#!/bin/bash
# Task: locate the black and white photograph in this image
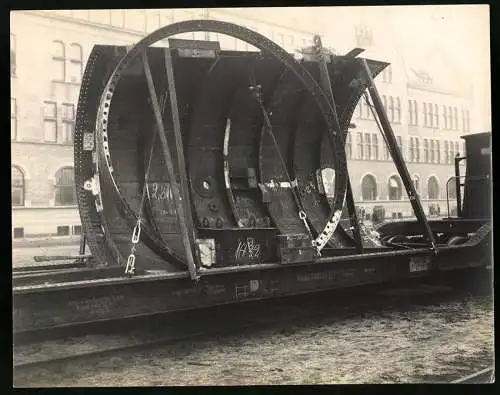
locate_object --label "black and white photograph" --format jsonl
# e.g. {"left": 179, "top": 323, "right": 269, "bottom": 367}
{"left": 11, "top": 5, "right": 493, "bottom": 386}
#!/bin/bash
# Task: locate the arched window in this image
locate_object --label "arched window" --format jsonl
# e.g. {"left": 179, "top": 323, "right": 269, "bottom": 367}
{"left": 388, "top": 175, "right": 402, "bottom": 200}
{"left": 68, "top": 43, "right": 83, "bottom": 83}
{"left": 361, "top": 174, "right": 377, "bottom": 201}
{"left": 52, "top": 40, "right": 66, "bottom": 82}
{"left": 12, "top": 166, "right": 25, "bottom": 206}
{"left": 55, "top": 167, "right": 76, "bottom": 206}
{"left": 427, "top": 176, "right": 439, "bottom": 200}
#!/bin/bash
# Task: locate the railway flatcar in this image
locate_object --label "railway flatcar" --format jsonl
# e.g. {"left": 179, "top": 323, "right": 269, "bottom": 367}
{"left": 13, "top": 20, "right": 492, "bottom": 334}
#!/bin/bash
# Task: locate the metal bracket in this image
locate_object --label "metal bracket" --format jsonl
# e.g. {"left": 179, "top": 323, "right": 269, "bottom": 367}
{"left": 168, "top": 38, "right": 220, "bottom": 59}
{"left": 84, "top": 175, "right": 100, "bottom": 196}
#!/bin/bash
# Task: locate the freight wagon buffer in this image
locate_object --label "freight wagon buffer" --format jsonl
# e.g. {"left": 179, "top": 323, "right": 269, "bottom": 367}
{"left": 13, "top": 21, "right": 492, "bottom": 334}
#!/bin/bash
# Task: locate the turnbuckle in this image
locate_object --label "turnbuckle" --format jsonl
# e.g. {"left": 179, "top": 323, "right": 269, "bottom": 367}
{"left": 132, "top": 221, "right": 142, "bottom": 243}
{"left": 125, "top": 250, "right": 136, "bottom": 276}
{"left": 125, "top": 221, "right": 142, "bottom": 276}
{"left": 298, "top": 210, "right": 313, "bottom": 239}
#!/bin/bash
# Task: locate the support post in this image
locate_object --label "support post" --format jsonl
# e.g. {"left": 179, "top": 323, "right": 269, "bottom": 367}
{"left": 360, "top": 58, "right": 437, "bottom": 254}
{"left": 454, "top": 154, "right": 465, "bottom": 217}
{"left": 314, "top": 36, "right": 363, "bottom": 253}
{"left": 79, "top": 233, "right": 86, "bottom": 256}
{"left": 164, "top": 48, "right": 199, "bottom": 260}
{"left": 142, "top": 50, "right": 199, "bottom": 281}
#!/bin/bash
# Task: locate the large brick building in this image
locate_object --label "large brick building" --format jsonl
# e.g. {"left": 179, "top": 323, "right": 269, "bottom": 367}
{"left": 10, "top": 8, "right": 481, "bottom": 237}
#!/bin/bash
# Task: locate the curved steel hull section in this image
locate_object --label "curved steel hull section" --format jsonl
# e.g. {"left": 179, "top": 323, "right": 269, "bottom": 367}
{"left": 225, "top": 57, "right": 284, "bottom": 228}
{"left": 75, "top": 21, "right": 391, "bottom": 272}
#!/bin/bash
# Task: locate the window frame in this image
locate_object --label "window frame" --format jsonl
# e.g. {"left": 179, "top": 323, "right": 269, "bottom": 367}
{"left": 10, "top": 33, "right": 16, "bottom": 77}
{"left": 388, "top": 96, "right": 395, "bottom": 122}
{"left": 361, "top": 174, "right": 377, "bottom": 201}
{"left": 109, "top": 10, "right": 125, "bottom": 27}
{"left": 11, "top": 98, "right": 17, "bottom": 141}
{"left": 427, "top": 176, "right": 440, "bottom": 200}
{"left": 423, "top": 138, "right": 429, "bottom": 163}
{"left": 54, "top": 166, "right": 77, "bottom": 206}
{"left": 43, "top": 100, "right": 58, "bottom": 143}
{"left": 61, "top": 102, "right": 75, "bottom": 144}
{"left": 408, "top": 99, "right": 413, "bottom": 125}
{"left": 52, "top": 40, "right": 66, "bottom": 83}
{"left": 423, "top": 102, "right": 428, "bottom": 127}
{"left": 68, "top": 43, "right": 83, "bottom": 83}
{"left": 357, "top": 132, "right": 364, "bottom": 159}
{"left": 12, "top": 165, "right": 25, "bottom": 207}
{"left": 364, "top": 132, "right": 371, "bottom": 160}
{"left": 388, "top": 175, "right": 402, "bottom": 201}
{"left": 395, "top": 97, "right": 401, "bottom": 123}
{"left": 345, "top": 131, "right": 352, "bottom": 159}
{"left": 371, "top": 133, "right": 378, "bottom": 160}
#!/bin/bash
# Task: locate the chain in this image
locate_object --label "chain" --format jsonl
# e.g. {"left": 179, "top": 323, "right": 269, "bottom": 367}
{"left": 125, "top": 72, "right": 168, "bottom": 276}
{"left": 251, "top": 83, "right": 314, "bottom": 240}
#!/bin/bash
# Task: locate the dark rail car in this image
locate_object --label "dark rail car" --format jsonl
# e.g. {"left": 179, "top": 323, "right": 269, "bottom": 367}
{"left": 13, "top": 21, "right": 492, "bottom": 334}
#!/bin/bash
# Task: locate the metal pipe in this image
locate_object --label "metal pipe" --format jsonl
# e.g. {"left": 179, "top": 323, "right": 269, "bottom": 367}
{"left": 360, "top": 58, "right": 437, "bottom": 254}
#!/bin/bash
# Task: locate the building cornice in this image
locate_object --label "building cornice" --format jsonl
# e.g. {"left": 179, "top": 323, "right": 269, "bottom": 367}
{"left": 17, "top": 10, "right": 149, "bottom": 38}
{"left": 18, "top": 9, "right": 317, "bottom": 40}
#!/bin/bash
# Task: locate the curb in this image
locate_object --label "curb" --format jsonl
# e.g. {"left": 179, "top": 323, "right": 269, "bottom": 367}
{"left": 12, "top": 237, "right": 82, "bottom": 249}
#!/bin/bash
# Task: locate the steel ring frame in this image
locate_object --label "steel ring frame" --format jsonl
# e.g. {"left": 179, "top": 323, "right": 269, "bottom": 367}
{"left": 95, "top": 19, "right": 349, "bottom": 260}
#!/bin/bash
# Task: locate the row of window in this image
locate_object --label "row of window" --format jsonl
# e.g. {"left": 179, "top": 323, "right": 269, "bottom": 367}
{"left": 408, "top": 138, "right": 461, "bottom": 165}
{"left": 12, "top": 166, "right": 76, "bottom": 207}
{"left": 50, "top": 10, "right": 311, "bottom": 53}
{"left": 11, "top": 99, "right": 75, "bottom": 143}
{"left": 51, "top": 41, "right": 84, "bottom": 84}
{"left": 360, "top": 174, "right": 454, "bottom": 202}
{"left": 345, "top": 132, "right": 463, "bottom": 164}
{"left": 357, "top": 95, "right": 402, "bottom": 123}
{"left": 355, "top": 25, "right": 374, "bottom": 47}
{"left": 408, "top": 100, "right": 470, "bottom": 131}
{"left": 12, "top": 164, "right": 450, "bottom": 208}
{"left": 10, "top": 35, "right": 84, "bottom": 84}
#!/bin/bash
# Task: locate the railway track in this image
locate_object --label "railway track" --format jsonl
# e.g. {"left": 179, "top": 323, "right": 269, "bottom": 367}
{"left": 14, "top": 271, "right": 491, "bottom": 373}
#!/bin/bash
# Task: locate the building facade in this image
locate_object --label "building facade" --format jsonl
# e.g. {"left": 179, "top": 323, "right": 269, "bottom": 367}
{"left": 11, "top": 9, "right": 475, "bottom": 237}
